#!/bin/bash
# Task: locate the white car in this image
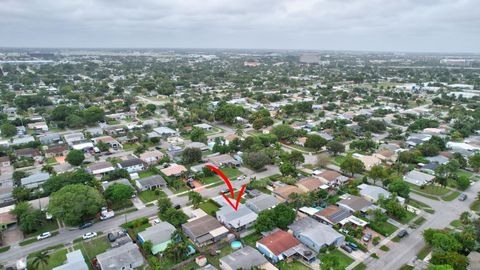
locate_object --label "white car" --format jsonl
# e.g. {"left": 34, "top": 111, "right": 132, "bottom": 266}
{"left": 82, "top": 232, "right": 97, "bottom": 240}
{"left": 37, "top": 232, "right": 52, "bottom": 240}
{"left": 153, "top": 218, "right": 161, "bottom": 225}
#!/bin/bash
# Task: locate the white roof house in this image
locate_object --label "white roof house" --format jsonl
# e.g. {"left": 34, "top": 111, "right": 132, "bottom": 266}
{"left": 404, "top": 170, "right": 435, "bottom": 186}
{"left": 357, "top": 184, "right": 391, "bottom": 202}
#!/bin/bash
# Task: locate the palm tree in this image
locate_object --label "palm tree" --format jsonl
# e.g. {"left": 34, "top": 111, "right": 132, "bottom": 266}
{"left": 31, "top": 251, "right": 49, "bottom": 270}
{"left": 188, "top": 191, "right": 203, "bottom": 208}
{"left": 235, "top": 124, "right": 244, "bottom": 137}
{"left": 41, "top": 164, "right": 55, "bottom": 175}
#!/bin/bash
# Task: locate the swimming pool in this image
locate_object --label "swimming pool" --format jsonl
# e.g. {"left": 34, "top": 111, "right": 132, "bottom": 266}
{"left": 231, "top": 241, "right": 242, "bottom": 250}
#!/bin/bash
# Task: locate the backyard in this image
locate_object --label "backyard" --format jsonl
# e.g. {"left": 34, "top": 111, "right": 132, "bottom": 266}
{"left": 276, "top": 260, "right": 311, "bottom": 270}
{"left": 74, "top": 236, "right": 111, "bottom": 268}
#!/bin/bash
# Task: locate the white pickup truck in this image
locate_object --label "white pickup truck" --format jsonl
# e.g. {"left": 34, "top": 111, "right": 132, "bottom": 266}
{"left": 100, "top": 207, "right": 115, "bottom": 220}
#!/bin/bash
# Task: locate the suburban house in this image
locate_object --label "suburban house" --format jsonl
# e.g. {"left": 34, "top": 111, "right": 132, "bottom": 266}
{"left": 404, "top": 170, "right": 435, "bottom": 186}
{"left": 373, "top": 148, "right": 397, "bottom": 164}
{"left": 153, "top": 126, "right": 178, "bottom": 137}
{"left": 64, "top": 132, "right": 85, "bottom": 146}
{"left": 45, "top": 145, "right": 69, "bottom": 158}
{"left": 314, "top": 205, "right": 352, "bottom": 226}
{"left": 357, "top": 184, "right": 391, "bottom": 203}
{"left": 38, "top": 133, "right": 62, "bottom": 145}
{"left": 336, "top": 195, "right": 375, "bottom": 213}
{"left": 15, "top": 148, "right": 42, "bottom": 161}
{"left": 315, "top": 170, "right": 349, "bottom": 186}
{"left": 353, "top": 154, "right": 382, "bottom": 171}
{"left": 137, "top": 221, "right": 175, "bottom": 255}
{"left": 117, "top": 158, "right": 146, "bottom": 173}
{"left": 256, "top": 230, "right": 314, "bottom": 263}
{"left": 95, "top": 242, "right": 144, "bottom": 270}
{"left": 160, "top": 164, "right": 188, "bottom": 177}
{"left": 102, "top": 178, "right": 134, "bottom": 192}
{"left": 296, "top": 177, "right": 326, "bottom": 193}
{"left": 92, "top": 136, "right": 122, "bottom": 149}
{"left": 193, "top": 123, "right": 213, "bottom": 131}
{"left": 87, "top": 161, "right": 116, "bottom": 176}
{"left": 139, "top": 150, "right": 165, "bottom": 165}
{"left": 216, "top": 204, "right": 258, "bottom": 232}
{"left": 208, "top": 154, "right": 240, "bottom": 167}
{"left": 52, "top": 250, "right": 88, "bottom": 270}
{"left": 182, "top": 215, "right": 229, "bottom": 246}
{"left": 273, "top": 185, "right": 305, "bottom": 202}
{"left": 21, "top": 172, "right": 50, "bottom": 189}
{"left": 186, "top": 142, "right": 209, "bottom": 151}
{"left": 288, "top": 216, "right": 344, "bottom": 252}
{"left": 27, "top": 121, "right": 49, "bottom": 132}
{"left": 135, "top": 175, "right": 167, "bottom": 191}
{"left": 219, "top": 246, "right": 270, "bottom": 270}
{"left": 245, "top": 194, "right": 279, "bottom": 213}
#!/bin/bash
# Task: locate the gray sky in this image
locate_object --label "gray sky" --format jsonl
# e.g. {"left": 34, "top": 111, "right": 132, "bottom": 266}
{"left": 1, "top": 0, "right": 479, "bottom": 52}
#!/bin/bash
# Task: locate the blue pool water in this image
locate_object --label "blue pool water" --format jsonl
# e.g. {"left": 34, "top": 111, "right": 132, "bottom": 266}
{"left": 231, "top": 241, "right": 242, "bottom": 250}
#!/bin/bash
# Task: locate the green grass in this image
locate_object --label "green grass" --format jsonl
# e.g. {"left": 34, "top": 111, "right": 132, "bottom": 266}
{"left": 74, "top": 236, "right": 111, "bottom": 268}
{"left": 26, "top": 220, "right": 60, "bottom": 238}
{"left": 138, "top": 189, "right": 167, "bottom": 203}
{"left": 46, "top": 157, "right": 58, "bottom": 164}
{"left": 206, "top": 244, "right": 233, "bottom": 268}
{"left": 370, "top": 253, "right": 379, "bottom": 259}
{"left": 200, "top": 167, "right": 242, "bottom": 185}
{"left": 409, "top": 184, "right": 450, "bottom": 196}
{"left": 138, "top": 170, "right": 156, "bottom": 178}
{"left": 28, "top": 248, "right": 68, "bottom": 270}
{"left": 0, "top": 246, "right": 10, "bottom": 253}
{"left": 369, "top": 221, "right": 398, "bottom": 236}
{"left": 333, "top": 155, "right": 346, "bottom": 166}
{"left": 450, "top": 219, "right": 463, "bottom": 228}
{"left": 392, "top": 236, "right": 401, "bottom": 242}
{"left": 470, "top": 200, "right": 480, "bottom": 212}
{"left": 410, "top": 190, "right": 440, "bottom": 200}
{"left": 399, "top": 265, "right": 414, "bottom": 270}
{"left": 198, "top": 200, "right": 220, "bottom": 216}
{"left": 352, "top": 263, "right": 367, "bottom": 270}
{"left": 442, "top": 191, "right": 461, "bottom": 201}
{"left": 242, "top": 232, "right": 262, "bottom": 247}
{"left": 394, "top": 211, "right": 417, "bottom": 225}
{"left": 276, "top": 260, "right": 311, "bottom": 270}
{"left": 122, "top": 143, "right": 138, "bottom": 151}
{"left": 417, "top": 245, "right": 432, "bottom": 260}
{"left": 413, "top": 217, "right": 427, "bottom": 227}
{"left": 380, "top": 245, "right": 390, "bottom": 252}
{"left": 318, "top": 249, "right": 354, "bottom": 269}
{"left": 408, "top": 199, "right": 434, "bottom": 213}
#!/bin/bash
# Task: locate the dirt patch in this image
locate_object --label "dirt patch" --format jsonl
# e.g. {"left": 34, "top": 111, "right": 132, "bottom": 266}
{"left": 2, "top": 226, "right": 24, "bottom": 245}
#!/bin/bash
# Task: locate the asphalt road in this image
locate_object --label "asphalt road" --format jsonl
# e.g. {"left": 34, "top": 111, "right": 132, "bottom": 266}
{"left": 0, "top": 164, "right": 276, "bottom": 266}
{"left": 365, "top": 179, "right": 480, "bottom": 270}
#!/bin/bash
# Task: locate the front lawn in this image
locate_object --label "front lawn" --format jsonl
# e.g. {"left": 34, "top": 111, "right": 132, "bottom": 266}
{"left": 318, "top": 249, "right": 354, "bottom": 269}
{"left": 470, "top": 199, "right": 480, "bottom": 212}
{"left": 417, "top": 245, "right": 432, "bottom": 260}
{"left": 412, "top": 217, "right": 426, "bottom": 227}
{"left": 198, "top": 200, "right": 220, "bottom": 216}
{"left": 200, "top": 167, "right": 242, "bottom": 185}
{"left": 138, "top": 189, "right": 167, "bottom": 203}
{"left": 442, "top": 191, "right": 460, "bottom": 201}
{"left": 333, "top": 155, "right": 346, "bottom": 166}
{"left": 395, "top": 211, "right": 417, "bottom": 224}
{"left": 369, "top": 221, "right": 398, "bottom": 236}
{"left": 28, "top": 248, "right": 67, "bottom": 270}
{"left": 352, "top": 263, "right": 367, "bottom": 270}
{"left": 138, "top": 170, "right": 156, "bottom": 178}
{"left": 410, "top": 184, "right": 450, "bottom": 196}
{"left": 26, "top": 219, "right": 59, "bottom": 238}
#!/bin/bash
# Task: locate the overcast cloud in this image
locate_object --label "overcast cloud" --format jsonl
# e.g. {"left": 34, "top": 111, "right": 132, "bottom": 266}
{"left": 1, "top": 0, "right": 479, "bottom": 52}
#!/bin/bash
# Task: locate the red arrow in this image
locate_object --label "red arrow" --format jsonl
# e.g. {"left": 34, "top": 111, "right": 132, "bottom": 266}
{"left": 205, "top": 165, "right": 246, "bottom": 211}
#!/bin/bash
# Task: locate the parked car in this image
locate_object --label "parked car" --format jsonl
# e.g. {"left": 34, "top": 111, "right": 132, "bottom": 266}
{"left": 153, "top": 218, "right": 161, "bottom": 225}
{"left": 187, "top": 181, "right": 195, "bottom": 189}
{"left": 362, "top": 233, "right": 372, "bottom": 242}
{"left": 79, "top": 222, "right": 93, "bottom": 229}
{"left": 346, "top": 242, "right": 358, "bottom": 251}
{"left": 82, "top": 232, "right": 97, "bottom": 240}
{"left": 459, "top": 194, "right": 467, "bottom": 201}
{"left": 341, "top": 245, "right": 353, "bottom": 253}
{"left": 37, "top": 232, "right": 52, "bottom": 240}
{"left": 397, "top": 229, "right": 409, "bottom": 238}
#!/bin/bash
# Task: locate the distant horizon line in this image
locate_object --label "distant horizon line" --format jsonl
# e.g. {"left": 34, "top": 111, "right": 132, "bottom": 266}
{"left": 0, "top": 46, "right": 478, "bottom": 55}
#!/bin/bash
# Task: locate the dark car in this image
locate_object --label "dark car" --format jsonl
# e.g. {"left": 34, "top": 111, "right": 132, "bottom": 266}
{"left": 186, "top": 181, "right": 195, "bottom": 189}
{"left": 174, "top": 204, "right": 181, "bottom": 209}
{"left": 458, "top": 194, "right": 467, "bottom": 201}
{"left": 79, "top": 222, "right": 93, "bottom": 229}
{"left": 341, "top": 245, "right": 353, "bottom": 253}
{"left": 346, "top": 242, "right": 358, "bottom": 251}
{"left": 397, "top": 229, "right": 408, "bottom": 238}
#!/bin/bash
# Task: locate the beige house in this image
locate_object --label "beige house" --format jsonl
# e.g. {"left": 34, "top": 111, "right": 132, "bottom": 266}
{"left": 139, "top": 150, "right": 164, "bottom": 165}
